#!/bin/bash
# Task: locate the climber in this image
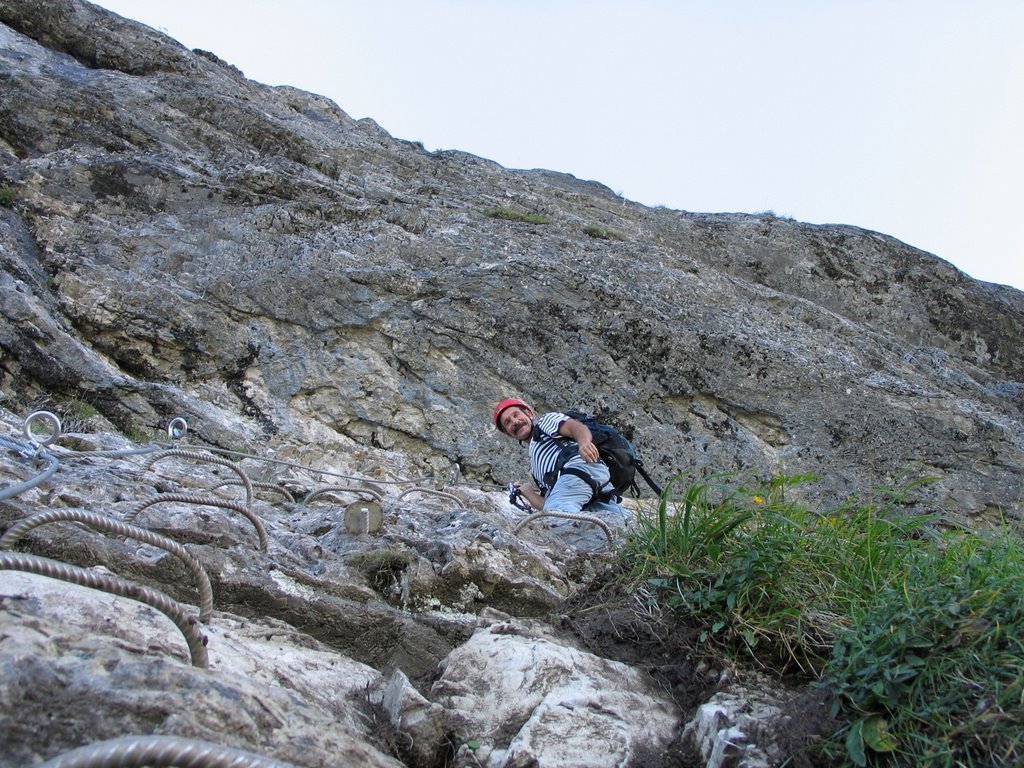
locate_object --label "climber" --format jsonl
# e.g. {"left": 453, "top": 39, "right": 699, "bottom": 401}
{"left": 492, "top": 398, "right": 629, "bottom": 522}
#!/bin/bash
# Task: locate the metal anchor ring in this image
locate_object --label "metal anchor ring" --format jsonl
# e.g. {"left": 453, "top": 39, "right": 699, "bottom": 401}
{"left": 23, "top": 411, "right": 61, "bottom": 448}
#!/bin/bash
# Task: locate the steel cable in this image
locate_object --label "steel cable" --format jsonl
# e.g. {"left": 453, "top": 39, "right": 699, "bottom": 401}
{"left": 124, "top": 493, "right": 269, "bottom": 553}
{"left": 0, "top": 552, "right": 209, "bottom": 667}
{"left": 397, "top": 487, "right": 465, "bottom": 506}
{"left": 0, "top": 447, "right": 59, "bottom": 500}
{"left": 38, "top": 734, "right": 298, "bottom": 768}
{"left": 182, "top": 443, "right": 435, "bottom": 486}
{"left": 0, "top": 434, "right": 33, "bottom": 452}
{"left": 145, "top": 450, "right": 254, "bottom": 507}
{"left": 0, "top": 509, "right": 214, "bottom": 623}
{"left": 211, "top": 480, "right": 296, "bottom": 503}
{"left": 511, "top": 509, "right": 613, "bottom": 546}
{"left": 53, "top": 443, "right": 162, "bottom": 459}
{"left": 302, "top": 485, "right": 384, "bottom": 504}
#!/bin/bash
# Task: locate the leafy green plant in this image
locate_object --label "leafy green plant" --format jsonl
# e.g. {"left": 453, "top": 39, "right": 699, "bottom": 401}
{"left": 619, "top": 472, "right": 1024, "bottom": 766}
{"left": 583, "top": 223, "right": 626, "bottom": 240}
{"left": 624, "top": 473, "right": 832, "bottom": 673}
{"left": 482, "top": 207, "right": 548, "bottom": 224}
{"left": 822, "top": 527, "right": 1024, "bottom": 767}
{"left": 0, "top": 186, "right": 16, "bottom": 207}
{"left": 68, "top": 399, "right": 98, "bottom": 420}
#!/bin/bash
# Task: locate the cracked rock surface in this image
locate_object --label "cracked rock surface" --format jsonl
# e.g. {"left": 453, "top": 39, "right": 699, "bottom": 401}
{"left": 1, "top": 1, "right": 1022, "bottom": 765}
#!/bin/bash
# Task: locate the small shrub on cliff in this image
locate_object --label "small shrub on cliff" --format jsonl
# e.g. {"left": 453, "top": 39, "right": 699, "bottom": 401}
{"left": 620, "top": 473, "right": 1024, "bottom": 767}
{"left": 583, "top": 223, "right": 626, "bottom": 240}
{"left": 822, "top": 527, "right": 1024, "bottom": 767}
{"left": 0, "top": 186, "right": 17, "bottom": 207}
{"left": 623, "top": 473, "right": 842, "bottom": 674}
{"left": 482, "top": 207, "right": 548, "bottom": 224}
{"left": 122, "top": 424, "right": 154, "bottom": 444}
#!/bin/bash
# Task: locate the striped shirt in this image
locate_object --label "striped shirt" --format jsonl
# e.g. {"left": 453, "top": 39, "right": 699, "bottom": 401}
{"left": 528, "top": 411, "right": 596, "bottom": 495}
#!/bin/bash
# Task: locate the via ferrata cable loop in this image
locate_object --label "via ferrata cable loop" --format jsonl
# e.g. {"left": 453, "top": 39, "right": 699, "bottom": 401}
{"left": 24, "top": 410, "right": 61, "bottom": 452}
{"left": 167, "top": 417, "right": 188, "bottom": 442}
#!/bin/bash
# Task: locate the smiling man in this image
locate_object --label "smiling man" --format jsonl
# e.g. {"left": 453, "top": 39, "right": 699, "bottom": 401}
{"left": 492, "top": 398, "right": 628, "bottom": 522}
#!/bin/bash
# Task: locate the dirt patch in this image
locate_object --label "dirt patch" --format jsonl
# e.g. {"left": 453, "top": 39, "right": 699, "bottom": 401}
{"left": 560, "top": 596, "right": 712, "bottom": 710}
{"left": 552, "top": 567, "right": 715, "bottom": 767}
{"left": 556, "top": 564, "right": 714, "bottom": 704}
{"left": 768, "top": 686, "right": 841, "bottom": 768}
{"left": 556, "top": 564, "right": 842, "bottom": 767}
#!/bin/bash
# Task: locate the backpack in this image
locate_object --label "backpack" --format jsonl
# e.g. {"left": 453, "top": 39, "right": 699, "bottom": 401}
{"left": 534, "top": 409, "right": 663, "bottom": 503}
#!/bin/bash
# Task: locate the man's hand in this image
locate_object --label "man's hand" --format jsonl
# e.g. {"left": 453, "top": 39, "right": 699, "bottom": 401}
{"left": 576, "top": 439, "right": 599, "bottom": 463}
{"left": 560, "top": 418, "right": 599, "bottom": 462}
{"left": 514, "top": 482, "right": 545, "bottom": 510}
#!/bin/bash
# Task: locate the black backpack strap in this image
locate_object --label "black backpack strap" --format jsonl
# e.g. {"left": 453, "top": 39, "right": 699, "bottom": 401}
{"left": 634, "top": 460, "right": 663, "bottom": 497}
{"left": 558, "top": 466, "right": 613, "bottom": 504}
{"left": 534, "top": 420, "right": 619, "bottom": 504}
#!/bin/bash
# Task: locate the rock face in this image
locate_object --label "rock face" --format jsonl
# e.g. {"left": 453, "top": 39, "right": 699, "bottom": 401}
{"left": 1, "top": 0, "right": 1021, "bottom": 522}
{"left": 0, "top": 1, "right": 1023, "bottom": 765}
{"left": 0, "top": 408, "right": 698, "bottom": 767}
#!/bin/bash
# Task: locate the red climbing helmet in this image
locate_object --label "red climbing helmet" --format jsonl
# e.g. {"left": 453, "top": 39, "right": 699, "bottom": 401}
{"left": 493, "top": 398, "right": 532, "bottom": 432}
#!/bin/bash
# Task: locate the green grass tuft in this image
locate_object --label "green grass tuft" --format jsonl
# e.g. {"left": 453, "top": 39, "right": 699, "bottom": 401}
{"left": 619, "top": 472, "right": 1024, "bottom": 766}
{"left": 122, "top": 425, "right": 153, "bottom": 444}
{"left": 482, "top": 207, "right": 548, "bottom": 224}
{"left": 583, "top": 223, "right": 626, "bottom": 240}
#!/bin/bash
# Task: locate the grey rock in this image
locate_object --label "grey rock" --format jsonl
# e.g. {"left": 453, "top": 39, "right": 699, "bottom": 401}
{"left": 431, "top": 610, "right": 683, "bottom": 767}
{"left": 376, "top": 669, "right": 449, "bottom": 768}
{"left": 0, "top": 405, "right": 654, "bottom": 766}
{"left": 0, "top": 569, "right": 406, "bottom": 767}
{"left": 1, "top": 1, "right": 1023, "bottom": 766}
{"left": 0, "top": 0, "right": 1021, "bottom": 523}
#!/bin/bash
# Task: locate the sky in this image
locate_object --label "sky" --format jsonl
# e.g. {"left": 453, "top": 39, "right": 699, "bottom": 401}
{"left": 92, "top": 1, "right": 1024, "bottom": 291}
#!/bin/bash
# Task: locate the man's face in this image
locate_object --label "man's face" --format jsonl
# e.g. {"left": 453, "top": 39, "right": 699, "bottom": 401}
{"left": 499, "top": 407, "right": 533, "bottom": 441}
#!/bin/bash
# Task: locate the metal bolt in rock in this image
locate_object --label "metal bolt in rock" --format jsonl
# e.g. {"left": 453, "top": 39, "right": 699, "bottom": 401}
{"left": 303, "top": 485, "right": 384, "bottom": 504}
{"left": 398, "top": 487, "right": 465, "bottom": 506}
{"left": 23, "top": 410, "right": 61, "bottom": 448}
{"left": 144, "top": 449, "right": 254, "bottom": 507}
{"left": 211, "top": 479, "right": 296, "bottom": 503}
{"left": 512, "top": 508, "right": 613, "bottom": 546}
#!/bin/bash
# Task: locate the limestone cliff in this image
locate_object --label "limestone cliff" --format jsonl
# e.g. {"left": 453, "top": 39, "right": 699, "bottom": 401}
{"left": 2, "top": 2, "right": 1024, "bottom": 766}
{"left": 2, "top": 1, "right": 1022, "bottom": 537}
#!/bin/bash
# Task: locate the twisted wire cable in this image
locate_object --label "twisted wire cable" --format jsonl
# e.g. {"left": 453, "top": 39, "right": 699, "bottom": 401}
{"left": 0, "top": 447, "right": 59, "bottom": 500}
{"left": 124, "top": 493, "right": 269, "bottom": 553}
{"left": 0, "top": 434, "right": 34, "bottom": 453}
{"left": 0, "top": 509, "right": 214, "bottom": 623}
{"left": 144, "top": 450, "right": 254, "bottom": 507}
{"left": 154, "top": 442, "right": 433, "bottom": 486}
{"left": 38, "top": 734, "right": 298, "bottom": 768}
{"left": 210, "top": 480, "right": 296, "bottom": 503}
{"left": 53, "top": 443, "right": 162, "bottom": 459}
{"left": 7, "top": 425, "right": 502, "bottom": 499}
{"left": 302, "top": 485, "right": 384, "bottom": 504}
{"left": 512, "top": 509, "right": 613, "bottom": 546}
{"left": 397, "top": 487, "right": 465, "bottom": 506}
{"left": 0, "top": 552, "right": 208, "bottom": 667}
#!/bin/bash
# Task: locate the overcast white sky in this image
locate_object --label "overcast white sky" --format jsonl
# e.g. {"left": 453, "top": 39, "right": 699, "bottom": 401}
{"left": 94, "top": 1, "right": 1024, "bottom": 291}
